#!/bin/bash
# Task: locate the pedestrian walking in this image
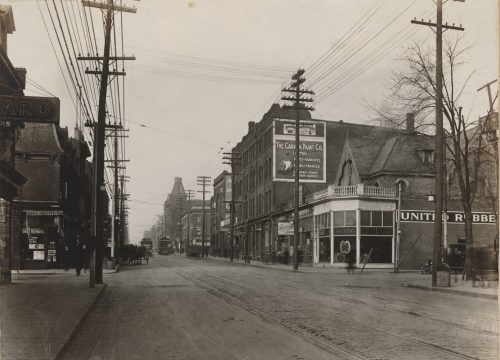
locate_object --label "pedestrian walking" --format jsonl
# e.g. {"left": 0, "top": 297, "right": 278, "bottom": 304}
{"left": 63, "top": 244, "right": 70, "bottom": 271}
{"left": 284, "top": 248, "right": 289, "bottom": 265}
{"left": 75, "top": 238, "right": 84, "bottom": 276}
{"left": 346, "top": 251, "right": 356, "bottom": 274}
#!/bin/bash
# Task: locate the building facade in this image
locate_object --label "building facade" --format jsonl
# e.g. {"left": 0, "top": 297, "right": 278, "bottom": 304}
{"left": 210, "top": 170, "right": 231, "bottom": 256}
{"left": 227, "top": 104, "right": 497, "bottom": 274}
{"left": 0, "top": 5, "right": 26, "bottom": 282}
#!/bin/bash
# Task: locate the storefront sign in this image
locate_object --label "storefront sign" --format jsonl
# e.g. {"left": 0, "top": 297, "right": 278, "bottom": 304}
{"left": 400, "top": 210, "right": 496, "bottom": 224}
{"left": 278, "top": 221, "right": 294, "bottom": 235}
{"left": 273, "top": 119, "right": 326, "bottom": 183}
{"left": 28, "top": 243, "right": 44, "bottom": 250}
{"left": 0, "top": 95, "right": 60, "bottom": 124}
{"left": 299, "top": 207, "right": 313, "bottom": 218}
{"left": 33, "top": 251, "right": 44, "bottom": 260}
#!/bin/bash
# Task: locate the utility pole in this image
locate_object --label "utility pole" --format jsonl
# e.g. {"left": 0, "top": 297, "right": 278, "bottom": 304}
{"left": 223, "top": 151, "right": 242, "bottom": 262}
{"left": 197, "top": 176, "right": 211, "bottom": 257}
{"left": 176, "top": 194, "right": 186, "bottom": 253}
{"left": 119, "top": 175, "right": 130, "bottom": 247}
{"left": 282, "top": 69, "right": 314, "bottom": 271}
{"left": 185, "top": 189, "right": 195, "bottom": 248}
{"left": 411, "top": 0, "right": 464, "bottom": 286}
{"left": 107, "top": 125, "right": 129, "bottom": 258}
{"left": 82, "top": 0, "right": 136, "bottom": 285}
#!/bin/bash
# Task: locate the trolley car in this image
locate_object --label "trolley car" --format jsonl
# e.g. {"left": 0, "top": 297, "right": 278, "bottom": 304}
{"left": 140, "top": 238, "right": 154, "bottom": 257}
{"left": 158, "top": 237, "right": 174, "bottom": 255}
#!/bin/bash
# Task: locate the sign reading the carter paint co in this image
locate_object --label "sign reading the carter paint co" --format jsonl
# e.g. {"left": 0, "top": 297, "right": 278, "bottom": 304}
{"left": 401, "top": 210, "right": 496, "bottom": 224}
{"left": 0, "top": 95, "right": 60, "bottom": 124}
{"left": 273, "top": 119, "right": 326, "bottom": 183}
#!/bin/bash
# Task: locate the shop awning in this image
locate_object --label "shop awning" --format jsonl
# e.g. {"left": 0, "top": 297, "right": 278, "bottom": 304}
{"left": 24, "top": 210, "right": 63, "bottom": 216}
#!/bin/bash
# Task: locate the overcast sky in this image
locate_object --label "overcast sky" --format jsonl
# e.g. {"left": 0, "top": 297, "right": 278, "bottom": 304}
{"left": 5, "top": 0, "right": 498, "bottom": 243}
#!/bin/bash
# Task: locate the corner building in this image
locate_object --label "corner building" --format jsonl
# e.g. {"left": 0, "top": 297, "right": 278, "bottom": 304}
{"left": 230, "top": 105, "right": 497, "bottom": 275}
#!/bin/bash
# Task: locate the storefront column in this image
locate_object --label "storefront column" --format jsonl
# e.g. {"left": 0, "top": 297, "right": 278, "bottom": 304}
{"left": 312, "top": 216, "right": 317, "bottom": 264}
{"left": 330, "top": 210, "right": 334, "bottom": 266}
{"left": 356, "top": 209, "right": 361, "bottom": 266}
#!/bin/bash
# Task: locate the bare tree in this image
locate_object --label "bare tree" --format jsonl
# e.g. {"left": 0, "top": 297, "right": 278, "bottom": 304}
{"left": 380, "top": 36, "right": 497, "bottom": 280}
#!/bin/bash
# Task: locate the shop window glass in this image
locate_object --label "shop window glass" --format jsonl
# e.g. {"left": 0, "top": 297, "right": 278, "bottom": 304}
{"left": 361, "top": 211, "right": 370, "bottom": 226}
{"left": 372, "top": 211, "right": 382, "bottom": 226}
{"left": 345, "top": 211, "right": 356, "bottom": 226}
{"left": 360, "top": 236, "right": 392, "bottom": 263}
{"left": 334, "top": 211, "right": 344, "bottom": 227}
{"left": 383, "top": 211, "right": 393, "bottom": 226}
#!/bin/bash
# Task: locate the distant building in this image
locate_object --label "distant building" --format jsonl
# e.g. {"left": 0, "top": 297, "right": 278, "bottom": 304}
{"left": 181, "top": 199, "right": 211, "bottom": 251}
{"left": 210, "top": 170, "right": 231, "bottom": 256}
{"left": 162, "top": 177, "right": 187, "bottom": 252}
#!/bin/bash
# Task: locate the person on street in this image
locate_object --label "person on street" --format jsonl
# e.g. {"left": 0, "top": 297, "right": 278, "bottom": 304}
{"left": 346, "top": 251, "right": 356, "bottom": 274}
{"left": 63, "top": 244, "right": 70, "bottom": 271}
{"left": 75, "top": 238, "right": 84, "bottom": 276}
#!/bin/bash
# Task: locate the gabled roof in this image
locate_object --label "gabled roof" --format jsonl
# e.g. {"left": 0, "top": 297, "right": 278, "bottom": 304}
{"left": 16, "top": 123, "right": 64, "bottom": 155}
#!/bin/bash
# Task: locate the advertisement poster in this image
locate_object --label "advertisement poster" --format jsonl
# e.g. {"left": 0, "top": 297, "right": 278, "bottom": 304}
{"left": 273, "top": 119, "right": 326, "bottom": 183}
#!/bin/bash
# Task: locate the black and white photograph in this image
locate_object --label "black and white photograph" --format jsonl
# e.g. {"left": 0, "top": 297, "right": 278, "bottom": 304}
{"left": 0, "top": 0, "right": 498, "bottom": 359}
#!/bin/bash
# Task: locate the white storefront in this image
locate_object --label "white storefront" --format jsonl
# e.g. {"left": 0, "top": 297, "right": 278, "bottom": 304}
{"left": 311, "top": 184, "right": 397, "bottom": 269}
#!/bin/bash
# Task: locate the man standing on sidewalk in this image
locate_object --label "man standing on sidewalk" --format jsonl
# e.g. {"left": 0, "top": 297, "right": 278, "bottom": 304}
{"left": 75, "top": 236, "right": 84, "bottom": 276}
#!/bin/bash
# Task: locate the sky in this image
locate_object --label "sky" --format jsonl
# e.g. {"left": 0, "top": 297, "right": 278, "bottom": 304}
{"left": 4, "top": 0, "right": 498, "bottom": 243}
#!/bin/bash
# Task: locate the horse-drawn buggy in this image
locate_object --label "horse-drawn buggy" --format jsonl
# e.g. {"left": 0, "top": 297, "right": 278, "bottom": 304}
{"left": 117, "top": 244, "right": 150, "bottom": 265}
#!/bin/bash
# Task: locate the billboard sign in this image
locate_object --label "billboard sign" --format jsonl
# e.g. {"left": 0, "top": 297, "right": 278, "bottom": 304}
{"left": 278, "top": 221, "right": 294, "bottom": 235}
{"left": 0, "top": 95, "right": 60, "bottom": 124}
{"left": 273, "top": 119, "right": 326, "bottom": 183}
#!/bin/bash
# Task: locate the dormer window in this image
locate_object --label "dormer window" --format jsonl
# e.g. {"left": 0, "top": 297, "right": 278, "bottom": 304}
{"left": 417, "top": 149, "right": 434, "bottom": 165}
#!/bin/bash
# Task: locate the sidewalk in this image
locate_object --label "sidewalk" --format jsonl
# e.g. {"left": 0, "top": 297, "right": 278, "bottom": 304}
{"left": 204, "top": 255, "right": 498, "bottom": 299}
{"left": 1, "top": 269, "right": 116, "bottom": 360}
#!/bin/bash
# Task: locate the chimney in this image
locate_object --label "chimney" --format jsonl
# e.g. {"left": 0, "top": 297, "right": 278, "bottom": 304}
{"left": 406, "top": 113, "right": 415, "bottom": 133}
{"left": 248, "top": 121, "right": 255, "bottom": 134}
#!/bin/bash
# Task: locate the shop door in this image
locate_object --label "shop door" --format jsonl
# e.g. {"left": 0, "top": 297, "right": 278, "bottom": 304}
{"left": 319, "top": 237, "right": 330, "bottom": 263}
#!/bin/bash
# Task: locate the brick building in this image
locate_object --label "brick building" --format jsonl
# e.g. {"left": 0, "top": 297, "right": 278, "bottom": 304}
{"left": 181, "top": 199, "right": 211, "bottom": 253}
{"left": 228, "top": 104, "right": 497, "bottom": 274}
{"left": 210, "top": 170, "right": 231, "bottom": 257}
{"left": 0, "top": 4, "right": 26, "bottom": 282}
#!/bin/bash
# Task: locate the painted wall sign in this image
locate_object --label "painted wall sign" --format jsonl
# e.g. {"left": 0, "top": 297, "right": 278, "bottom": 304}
{"left": 400, "top": 210, "right": 496, "bottom": 224}
{"left": 278, "top": 221, "right": 294, "bottom": 235}
{"left": 0, "top": 95, "right": 60, "bottom": 124}
{"left": 273, "top": 119, "right": 326, "bottom": 183}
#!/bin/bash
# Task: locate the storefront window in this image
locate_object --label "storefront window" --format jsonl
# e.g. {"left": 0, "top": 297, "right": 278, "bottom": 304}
{"left": 360, "top": 210, "right": 393, "bottom": 264}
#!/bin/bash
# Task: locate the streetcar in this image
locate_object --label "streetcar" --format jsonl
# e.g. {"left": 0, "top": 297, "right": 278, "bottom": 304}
{"left": 184, "top": 239, "right": 208, "bottom": 257}
{"left": 158, "top": 236, "right": 174, "bottom": 255}
{"left": 140, "top": 238, "right": 154, "bottom": 257}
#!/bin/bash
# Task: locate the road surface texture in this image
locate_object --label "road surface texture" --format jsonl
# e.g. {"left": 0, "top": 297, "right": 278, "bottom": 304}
{"left": 61, "top": 254, "right": 498, "bottom": 360}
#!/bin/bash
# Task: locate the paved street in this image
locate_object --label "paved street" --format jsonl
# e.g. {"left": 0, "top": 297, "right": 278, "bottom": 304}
{"left": 59, "top": 255, "right": 498, "bottom": 360}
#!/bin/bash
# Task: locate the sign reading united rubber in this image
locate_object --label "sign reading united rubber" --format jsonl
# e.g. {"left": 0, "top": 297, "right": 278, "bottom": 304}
{"left": 0, "top": 95, "right": 60, "bottom": 124}
{"left": 400, "top": 210, "right": 496, "bottom": 224}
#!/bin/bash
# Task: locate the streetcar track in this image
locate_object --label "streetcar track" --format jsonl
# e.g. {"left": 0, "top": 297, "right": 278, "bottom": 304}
{"left": 201, "top": 258, "right": 497, "bottom": 332}
{"left": 168, "top": 257, "right": 489, "bottom": 360}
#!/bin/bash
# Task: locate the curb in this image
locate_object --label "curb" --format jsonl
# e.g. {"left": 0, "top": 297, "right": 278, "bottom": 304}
{"left": 402, "top": 283, "right": 498, "bottom": 300}
{"left": 203, "top": 256, "right": 309, "bottom": 273}
{"left": 54, "top": 283, "right": 108, "bottom": 360}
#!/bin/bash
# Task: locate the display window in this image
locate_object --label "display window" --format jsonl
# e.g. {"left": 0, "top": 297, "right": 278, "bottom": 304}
{"left": 360, "top": 210, "right": 394, "bottom": 264}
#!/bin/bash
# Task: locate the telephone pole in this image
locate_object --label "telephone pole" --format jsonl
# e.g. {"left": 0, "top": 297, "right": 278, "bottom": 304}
{"left": 197, "top": 176, "right": 211, "bottom": 257}
{"left": 223, "top": 151, "right": 242, "bottom": 261}
{"left": 282, "top": 69, "right": 314, "bottom": 271}
{"left": 411, "top": 0, "right": 464, "bottom": 286}
{"left": 185, "top": 189, "right": 195, "bottom": 248}
{"left": 82, "top": 0, "right": 136, "bottom": 285}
